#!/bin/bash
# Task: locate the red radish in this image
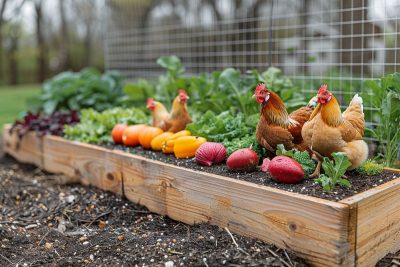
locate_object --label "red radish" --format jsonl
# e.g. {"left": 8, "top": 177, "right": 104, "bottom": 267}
{"left": 111, "top": 124, "right": 128, "bottom": 143}
{"left": 195, "top": 142, "right": 226, "bottom": 166}
{"left": 261, "top": 156, "right": 304, "bottom": 184}
{"left": 226, "top": 148, "right": 259, "bottom": 171}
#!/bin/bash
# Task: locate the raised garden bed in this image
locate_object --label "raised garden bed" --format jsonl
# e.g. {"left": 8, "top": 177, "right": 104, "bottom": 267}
{"left": 3, "top": 125, "right": 400, "bottom": 267}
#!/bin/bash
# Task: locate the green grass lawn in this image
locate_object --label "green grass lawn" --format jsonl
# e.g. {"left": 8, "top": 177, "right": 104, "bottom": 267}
{"left": 0, "top": 84, "right": 41, "bottom": 129}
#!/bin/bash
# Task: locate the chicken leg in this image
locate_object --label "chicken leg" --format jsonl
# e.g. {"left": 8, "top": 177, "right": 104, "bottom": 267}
{"left": 309, "top": 149, "right": 323, "bottom": 178}
{"left": 258, "top": 136, "right": 275, "bottom": 152}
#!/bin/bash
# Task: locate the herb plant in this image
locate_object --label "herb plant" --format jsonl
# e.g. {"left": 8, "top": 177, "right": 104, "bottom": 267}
{"left": 364, "top": 73, "right": 400, "bottom": 167}
{"left": 315, "top": 152, "right": 352, "bottom": 192}
{"left": 276, "top": 144, "right": 316, "bottom": 175}
{"left": 357, "top": 159, "right": 384, "bottom": 176}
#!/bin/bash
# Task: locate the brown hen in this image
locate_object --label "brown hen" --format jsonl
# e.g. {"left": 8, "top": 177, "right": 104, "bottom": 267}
{"left": 301, "top": 84, "right": 368, "bottom": 177}
{"left": 254, "top": 83, "right": 317, "bottom": 153}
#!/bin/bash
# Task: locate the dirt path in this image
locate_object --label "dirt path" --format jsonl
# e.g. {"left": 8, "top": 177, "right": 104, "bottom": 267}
{"left": 0, "top": 140, "right": 398, "bottom": 266}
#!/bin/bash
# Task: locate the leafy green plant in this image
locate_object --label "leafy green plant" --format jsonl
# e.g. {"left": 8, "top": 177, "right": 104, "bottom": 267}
{"left": 28, "top": 68, "right": 125, "bottom": 114}
{"left": 276, "top": 144, "right": 316, "bottom": 175}
{"left": 121, "top": 79, "right": 155, "bottom": 108}
{"left": 190, "top": 68, "right": 260, "bottom": 117}
{"left": 186, "top": 110, "right": 253, "bottom": 142}
{"left": 357, "top": 159, "right": 384, "bottom": 176}
{"left": 222, "top": 134, "right": 267, "bottom": 158}
{"left": 155, "top": 56, "right": 189, "bottom": 108}
{"left": 123, "top": 56, "right": 302, "bottom": 118}
{"left": 64, "top": 107, "right": 148, "bottom": 144}
{"left": 364, "top": 73, "right": 400, "bottom": 167}
{"left": 186, "top": 110, "right": 267, "bottom": 158}
{"left": 315, "top": 153, "right": 352, "bottom": 192}
{"left": 123, "top": 56, "right": 190, "bottom": 110}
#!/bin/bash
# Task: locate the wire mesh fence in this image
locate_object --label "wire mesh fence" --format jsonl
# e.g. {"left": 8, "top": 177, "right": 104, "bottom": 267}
{"left": 104, "top": 0, "right": 400, "bottom": 138}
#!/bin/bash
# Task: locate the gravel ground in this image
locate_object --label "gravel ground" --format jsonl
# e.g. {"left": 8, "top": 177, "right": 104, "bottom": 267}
{"left": 0, "top": 141, "right": 399, "bottom": 266}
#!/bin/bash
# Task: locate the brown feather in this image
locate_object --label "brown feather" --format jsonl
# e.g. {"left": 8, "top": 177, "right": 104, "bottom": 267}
{"left": 301, "top": 93, "right": 367, "bottom": 169}
{"left": 256, "top": 92, "right": 313, "bottom": 152}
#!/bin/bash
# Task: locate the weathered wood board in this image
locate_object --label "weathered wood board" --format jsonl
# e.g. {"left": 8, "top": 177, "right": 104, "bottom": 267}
{"left": 43, "top": 136, "right": 123, "bottom": 195}
{"left": 2, "top": 125, "right": 43, "bottom": 167}
{"left": 340, "top": 169, "right": 400, "bottom": 267}
{"left": 2, "top": 127, "right": 400, "bottom": 267}
{"left": 120, "top": 151, "right": 354, "bottom": 266}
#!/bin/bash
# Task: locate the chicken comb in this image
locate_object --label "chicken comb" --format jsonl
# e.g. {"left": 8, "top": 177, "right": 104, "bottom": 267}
{"left": 146, "top": 98, "right": 154, "bottom": 107}
{"left": 255, "top": 83, "right": 267, "bottom": 95}
{"left": 179, "top": 89, "right": 188, "bottom": 96}
{"left": 318, "top": 84, "right": 328, "bottom": 94}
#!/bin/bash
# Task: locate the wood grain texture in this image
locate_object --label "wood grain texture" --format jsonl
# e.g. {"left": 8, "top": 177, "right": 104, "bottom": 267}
{"left": 2, "top": 124, "right": 43, "bottom": 167}
{"left": 43, "top": 136, "right": 123, "bottom": 195}
{"left": 119, "top": 151, "right": 353, "bottom": 266}
{"left": 341, "top": 172, "right": 400, "bottom": 267}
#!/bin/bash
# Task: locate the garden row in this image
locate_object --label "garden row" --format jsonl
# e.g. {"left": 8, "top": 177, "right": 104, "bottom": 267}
{"left": 3, "top": 124, "right": 400, "bottom": 267}
{"left": 5, "top": 56, "right": 400, "bottom": 266}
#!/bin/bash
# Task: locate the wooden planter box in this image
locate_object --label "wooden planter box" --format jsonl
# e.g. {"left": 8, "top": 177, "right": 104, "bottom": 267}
{"left": 3, "top": 125, "right": 400, "bottom": 267}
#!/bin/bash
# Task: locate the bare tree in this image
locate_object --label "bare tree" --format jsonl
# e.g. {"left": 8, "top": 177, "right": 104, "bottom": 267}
{"left": 34, "top": 0, "right": 48, "bottom": 82}
{"left": 58, "top": 0, "right": 71, "bottom": 70}
{"left": 2, "top": 0, "right": 25, "bottom": 84}
{"left": 0, "top": 0, "right": 9, "bottom": 82}
{"left": 7, "top": 22, "right": 20, "bottom": 84}
{"left": 72, "top": 0, "right": 101, "bottom": 67}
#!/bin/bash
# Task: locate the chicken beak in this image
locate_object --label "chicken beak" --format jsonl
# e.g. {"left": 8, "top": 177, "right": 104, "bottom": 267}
{"left": 252, "top": 94, "right": 256, "bottom": 98}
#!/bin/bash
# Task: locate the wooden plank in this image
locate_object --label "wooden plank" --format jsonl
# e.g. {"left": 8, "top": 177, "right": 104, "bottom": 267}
{"left": 43, "top": 136, "right": 123, "bottom": 195}
{"left": 341, "top": 170, "right": 400, "bottom": 267}
{"left": 2, "top": 124, "right": 43, "bottom": 167}
{"left": 119, "top": 150, "right": 354, "bottom": 267}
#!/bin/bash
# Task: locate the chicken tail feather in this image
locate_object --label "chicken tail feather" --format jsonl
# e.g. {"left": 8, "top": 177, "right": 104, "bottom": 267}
{"left": 307, "top": 95, "right": 318, "bottom": 109}
{"left": 350, "top": 94, "right": 363, "bottom": 112}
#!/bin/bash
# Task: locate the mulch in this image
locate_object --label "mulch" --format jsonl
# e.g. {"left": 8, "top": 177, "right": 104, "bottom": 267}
{"left": 0, "top": 141, "right": 399, "bottom": 266}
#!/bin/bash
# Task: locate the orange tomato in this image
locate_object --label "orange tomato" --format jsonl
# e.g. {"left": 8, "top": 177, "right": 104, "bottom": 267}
{"left": 139, "top": 127, "right": 164, "bottom": 149}
{"left": 111, "top": 124, "right": 128, "bottom": 144}
{"left": 122, "top": 124, "right": 148, "bottom": 146}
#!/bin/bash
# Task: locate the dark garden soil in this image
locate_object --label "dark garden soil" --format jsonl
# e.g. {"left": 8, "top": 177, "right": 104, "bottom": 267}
{"left": 0, "top": 144, "right": 399, "bottom": 266}
{"left": 105, "top": 145, "right": 399, "bottom": 202}
{"left": 0, "top": 154, "right": 308, "bottom": 267}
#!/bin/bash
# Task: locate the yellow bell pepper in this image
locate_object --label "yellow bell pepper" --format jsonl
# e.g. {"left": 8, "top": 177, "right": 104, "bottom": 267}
{"left": 151, "top": 132, "right": 173, "bottom": 151}
{"left": 161, "top": 130, "right": 191, "bottom": 153}
{"left": 173, "top": 136, "right": 207, "bottom": 159}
